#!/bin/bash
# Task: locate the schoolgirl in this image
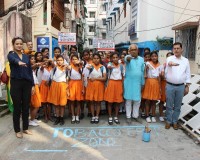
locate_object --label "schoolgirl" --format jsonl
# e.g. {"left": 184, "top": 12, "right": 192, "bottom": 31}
{"left": 85, "top": 53, "right": 107, "bottom": 124}
{"left": 39, "top": 56, "right": 54, "bottom": 122}
{"left": 29, "top": 55, "right": 41, "bottom": 126}
{"left": 81, "top": 50, "right": 93, "bottom": 118}
{"left": 68, "top": 55, "right": 84, "bottom": 124}
{"left": 119, "top": 53, "right": 126, "bottom": 113}
{"left": 140, "top": 50, "right": 151, "bottom": 118}
{"left": 53, "top": 47, "right": 68, "bottom": 65}
{"left": 104, "top": 52, "right": 124, "bottom": 125}
{"left": 142, "top": 51, "right": 161, "bottom": 123}
{"left": 47, "top": 55, "right": 68, "bottom": 125}
{"left": 159, "top": 52, "right": 174, "bottom": 122}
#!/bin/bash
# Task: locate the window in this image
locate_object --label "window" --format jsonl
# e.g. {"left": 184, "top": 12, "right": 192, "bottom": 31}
{"left": 102, "top": 33, "right": 106, "bottom": 39}
{"left": 89, "top": 26, "right": 95, "bottom": 32}
{"left": 90, "top": 0, "right": 95, "bottom": 4}
{"left": 102, "top": 19, "right": 106, "bottom": 25}
{"left": 103, "top": 4, "right": 107, "bottom": 11}
{"left": 124, "top": 2, "right": 126, "bottom": 18}
{"left": 89, "top": 39, "right": 93, "bottom": 45}
{"left": 89, "top": 12, "right": 95, "bottom": 18}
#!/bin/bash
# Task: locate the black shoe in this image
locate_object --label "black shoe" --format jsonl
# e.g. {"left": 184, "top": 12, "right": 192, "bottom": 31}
{"left": 71, "top": 116, "right": 76, "bottom": 124}
{"left": 54, "top": 117, "right": 60, "bottom": 125}
{"left": 114, "top": 117, "right": 120, "bottom": 124}
{"left": 80, "top": 113, "right": 84, "bottom": 120}
{"left": 90, "top": 117, "right": 95, "bottom": 124}
{"left": 60, "top": 117, "right": 65, "bottom": 126}
{"left": 108, "top": 117, "right": 113, "bottom": 125}
{"left": 95, "top": 117, "right": 99, "bottom": 124}
{"left": 76, "top": 116, "right": 80, "bottom": 124}
{"left": 141, "top": 112, "right": 146, "bottom": 119}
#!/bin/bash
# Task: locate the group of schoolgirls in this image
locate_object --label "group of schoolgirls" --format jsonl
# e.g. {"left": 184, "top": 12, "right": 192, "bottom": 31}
{"left": 28, "top": 47, "right": 126, "bottom": 126}
{"left": 141, "top": 49, "right": 174, "bottom": 123}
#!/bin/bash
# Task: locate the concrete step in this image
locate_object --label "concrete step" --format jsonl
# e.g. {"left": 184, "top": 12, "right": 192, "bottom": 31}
{"left": 0, "top": 100, "right": 10, "bottom": 117}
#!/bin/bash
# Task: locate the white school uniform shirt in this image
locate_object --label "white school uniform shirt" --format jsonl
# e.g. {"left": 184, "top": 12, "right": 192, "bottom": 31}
{"left": 165, "top": 55, "right": 191, "bottom": 84}
{"left": 87, "top": 65, "right": 106, "bottom": 79}
{"left": 33, "top": 70, "right": 39, "bottom": 85}
{"left": 146, "top": 62, "right": 161, "bottom": 78}
{"left": 39, "top": 67, "right": 51, "bottom": 82}
{"left": 69, "top": 67, "right": 82, "bottom": 80}
{"left": 52, "top": 67, "right": 66, "bottom": 82}
{"left": 107, "top": 63, "right": 124, "bottom": 80}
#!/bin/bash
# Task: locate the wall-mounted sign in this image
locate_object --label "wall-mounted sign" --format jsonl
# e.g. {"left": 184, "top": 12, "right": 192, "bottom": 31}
{"left": 58, "top": 32, "right": 76, "bottom": 45}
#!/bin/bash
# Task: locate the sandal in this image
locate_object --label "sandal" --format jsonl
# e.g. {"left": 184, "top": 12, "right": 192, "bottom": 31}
{"left": 114, "top": 117, "right": 120, "bottom": 124}
{"left": 108, "top": 117, "right": 113, "bottom": 125}
{"left": 90, "top": 117, "right": 95, "bottom": 124}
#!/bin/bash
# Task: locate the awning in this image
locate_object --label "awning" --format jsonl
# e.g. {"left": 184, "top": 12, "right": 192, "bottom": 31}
{"left": 110, "top": 12, "right": 116, "bottom": 15}
{"left": 118, "top": 0, "right": 125, "bottom": 3}
{"left": 115, "top": 42, "right": 130, "bottom": 50}
{"left": 172, "top": 21, "right": 199, "bottom": 30}
{"left": 113, "top": 7, "right": 120, "bottom": 11}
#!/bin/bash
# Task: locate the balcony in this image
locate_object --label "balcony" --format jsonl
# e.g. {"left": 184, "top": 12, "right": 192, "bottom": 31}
{"left": 51, "top": 0, "right": 64, "bottom": 30}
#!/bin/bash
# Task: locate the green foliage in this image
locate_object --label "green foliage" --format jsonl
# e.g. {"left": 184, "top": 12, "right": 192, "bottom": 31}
{"left": 156, "top": 36, "right": 173, "bottom": 47}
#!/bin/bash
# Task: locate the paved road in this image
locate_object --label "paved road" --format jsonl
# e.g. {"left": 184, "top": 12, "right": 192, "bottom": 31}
{"left": 0, "top": 114, "right": 199, "bottom": 160}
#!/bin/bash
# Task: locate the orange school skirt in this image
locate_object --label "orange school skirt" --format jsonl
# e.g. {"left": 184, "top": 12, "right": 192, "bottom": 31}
{"left": 142, "top": 78, "right": 161, "bottom": 100}
{"left": 104, "top": 80, "right": 123, "bottom": 103}
{"left": 47, "top": 81, "right": 67, "bottom": 106}
{"left": 68, "top": 80, "right": 84, "bottom": 101}
{"left": 31, "top": 85, "right": 41, "bottom": 108}
{"left": 40, "top": 80, "right": 49, "bottom": 103}
{"left": 160, "top": 79, "right": 166, "bottom": 102}
{"left": 85, "top": 80, "right": 105, "bottom": 101}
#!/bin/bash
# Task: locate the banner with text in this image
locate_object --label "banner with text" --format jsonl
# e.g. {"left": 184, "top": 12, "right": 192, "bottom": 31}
{"left": 97, "top": 40, "right": 115, "bottom": 51}
{"left": 58, "top": 33, "right": 76, "bottom": 45}
{"left": 93, "top": 38, "right": 102, "bottom": 48}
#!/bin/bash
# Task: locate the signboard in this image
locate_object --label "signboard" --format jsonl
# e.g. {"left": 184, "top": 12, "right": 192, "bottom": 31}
{"left": 97, "top": 40, "right": 115, "bottom": 51}
{"left": 37, "top": 37, "right": 50, "bottom": 52}
{"left": 93, "top": 37, "right": 102, "bottom": 48}
{"left": 58, "top": 32, "right": 76, "bottom": 45}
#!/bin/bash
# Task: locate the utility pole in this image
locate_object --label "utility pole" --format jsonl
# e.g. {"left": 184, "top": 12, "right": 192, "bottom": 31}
{"left": 17, "top": 0, "right": 19, "bottom": 12}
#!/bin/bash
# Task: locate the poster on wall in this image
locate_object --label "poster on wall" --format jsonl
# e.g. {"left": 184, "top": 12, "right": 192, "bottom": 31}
{"left": 97, "top": 40, "right": 115, "bottom": 52}
{"left": 58, "top": 32, "right": 76, "bottom": 45}
{"left": 37, "top": 37, "right": 50, "bottom": 52}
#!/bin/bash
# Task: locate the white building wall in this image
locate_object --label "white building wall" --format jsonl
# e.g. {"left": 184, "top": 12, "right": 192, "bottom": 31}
{"left": 133, "top": 0, "right": 174, "bottom": 43}
{"left": 111, "top": 3, "right": 130, "bottom": 45}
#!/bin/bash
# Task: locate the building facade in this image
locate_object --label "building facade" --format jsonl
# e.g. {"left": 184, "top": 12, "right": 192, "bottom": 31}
{"left": 83, "top": 0, "right": 107, "bottom": 49}
{"left": 106, "top": 0, "right": 174, "bottom": 55}
{"left": 0, "top": 0, "right": 86, "bottom": 63}
{"left": 172, "top": 0, "right": 200, "bottom": 74}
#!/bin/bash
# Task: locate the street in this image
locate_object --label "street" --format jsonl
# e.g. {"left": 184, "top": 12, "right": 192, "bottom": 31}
{"left": 0, "top": 114, "right": 199, "bottom": 160}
